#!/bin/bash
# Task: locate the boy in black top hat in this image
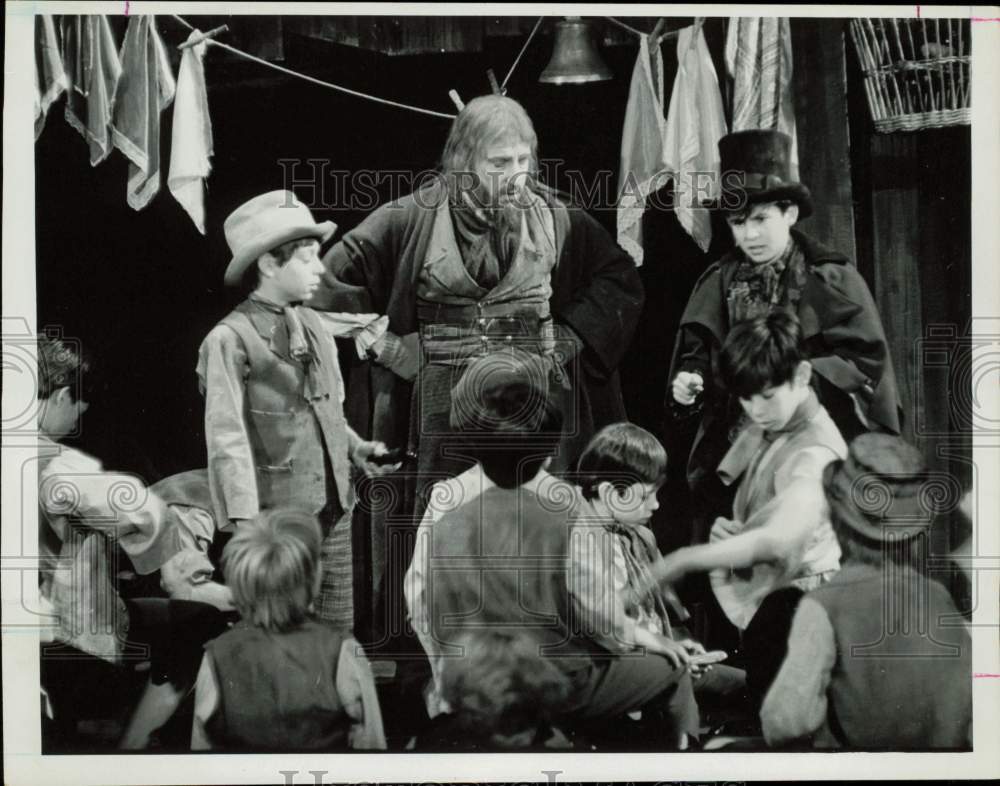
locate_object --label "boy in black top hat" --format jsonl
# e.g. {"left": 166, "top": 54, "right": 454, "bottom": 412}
{"left": 668, "top": 130, "right": 901, "bottom": 545}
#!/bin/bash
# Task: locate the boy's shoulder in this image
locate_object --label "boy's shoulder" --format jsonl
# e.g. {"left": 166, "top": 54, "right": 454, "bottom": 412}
{"left": 772, "top": 405, "right": 848, "bottom": 487}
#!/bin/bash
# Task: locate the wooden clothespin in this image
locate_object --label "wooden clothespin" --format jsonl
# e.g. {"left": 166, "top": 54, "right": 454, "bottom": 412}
{"left": 486, "top": 68, "right": 505, "bottom": 96}
{"left": 178, "top": 24, "right": 229, "bottom": 50}
{"left": 649, "top": 18, "right": 666, "bottom": 46}
{"left": 448, "top": 90, "right": 465, "bottom": 112}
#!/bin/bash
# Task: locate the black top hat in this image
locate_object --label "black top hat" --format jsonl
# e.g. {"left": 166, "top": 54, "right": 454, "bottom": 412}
{"left": 706, "top": 129, "right": 813, "bottom": 218}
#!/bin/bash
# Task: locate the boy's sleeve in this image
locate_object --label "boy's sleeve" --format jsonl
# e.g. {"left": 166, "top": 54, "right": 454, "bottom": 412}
{"left": 191, "top": 651, "right": 220, "bottom": 750}
{"left": 335, "top": 637, "right": 387, "bottom": 749}
{"left": 198, "top": 327, "right": 259, "bottom": 523}
{"left": 761, "top": 596, "right": 836, "bottom": 746}
{"left": 567, "top": 523, "right": 638, "bottom": 653}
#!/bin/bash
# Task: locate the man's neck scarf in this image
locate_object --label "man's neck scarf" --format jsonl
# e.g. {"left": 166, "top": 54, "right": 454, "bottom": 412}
{"left": 449, "top": 181, "right": 548, "bottom": 290}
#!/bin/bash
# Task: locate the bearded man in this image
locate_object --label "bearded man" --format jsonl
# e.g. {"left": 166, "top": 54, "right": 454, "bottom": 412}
{"left": 309, "top": 95, "right": 643, "bottom": 638}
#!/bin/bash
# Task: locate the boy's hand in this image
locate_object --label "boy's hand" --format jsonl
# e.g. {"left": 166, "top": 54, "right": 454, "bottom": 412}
{"left": 672, "top": 371, "right": 704, "bottom": 405}
{"left": 650, "top": 635, "right": 691, "bottom": 670}
{"left": 677, "top": 639, "right": 710, "bottom": 677}
{"left": 710, "top": 516, "right": 743, "bottom": 541}
{"left": 351, "top": 440, "right": 402, "bottom": 477}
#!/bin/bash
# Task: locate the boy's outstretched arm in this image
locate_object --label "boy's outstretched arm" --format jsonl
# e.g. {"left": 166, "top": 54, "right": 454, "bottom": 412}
{"left": 651, "top": 478, "right": 822, "bottom": 586}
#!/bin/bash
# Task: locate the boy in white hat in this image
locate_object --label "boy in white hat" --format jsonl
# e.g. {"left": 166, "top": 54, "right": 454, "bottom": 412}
{"left": 197, "top": 190, "right": 397, "bottom": 630}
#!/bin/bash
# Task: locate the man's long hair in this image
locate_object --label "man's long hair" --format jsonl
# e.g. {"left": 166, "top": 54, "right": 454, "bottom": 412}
{"left": 439, "top": 95, "right": 539, "bottom": 199}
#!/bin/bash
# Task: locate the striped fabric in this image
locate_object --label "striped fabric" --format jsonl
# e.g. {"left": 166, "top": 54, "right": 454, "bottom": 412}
{"left": 725, "top": 17, "right": 799, "bottom": 180}
{"left": 316, "top": 510, "right": 355, "bottom": 630}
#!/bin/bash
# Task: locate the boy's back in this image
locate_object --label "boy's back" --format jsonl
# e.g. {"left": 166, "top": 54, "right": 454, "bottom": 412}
{"left": 203, "top": 619, "right": 350, "bottom": 750}
{"left": 811, "top": 564, "right": 971, "bottom": 748}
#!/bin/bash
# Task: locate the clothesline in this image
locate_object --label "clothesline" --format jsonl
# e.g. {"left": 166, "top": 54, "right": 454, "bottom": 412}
{"left": 606, "top": 16, "right": 686, "bottom": 45}
{"left": 170, "top": 14, "right": 457, "bottom": 120}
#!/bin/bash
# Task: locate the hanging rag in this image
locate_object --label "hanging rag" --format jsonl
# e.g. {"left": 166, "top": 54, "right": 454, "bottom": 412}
{"left": 112, "top": 16, "right": 177, "bottom": 210}
{"left": 62, "top": 15, "right": 122, "bottom": 166}
{"left": 168, "top": 29, "right": 214, "bottom": 234}
{"left": 35, "top": 15, "right": 69, "bottom": 141}
{"left": 725, "top": 17, "right": 799, "bottom": 180}
{"left": 616, "top": 33, "right": 670, "bottom": 266}
{"left": 662, "top": 24, "right": 728, "bottom": 253}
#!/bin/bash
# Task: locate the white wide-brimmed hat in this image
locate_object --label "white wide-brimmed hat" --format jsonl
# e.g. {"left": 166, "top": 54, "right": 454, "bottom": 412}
{"left": 223, "top": 190, "right": 337, "bottom": 286}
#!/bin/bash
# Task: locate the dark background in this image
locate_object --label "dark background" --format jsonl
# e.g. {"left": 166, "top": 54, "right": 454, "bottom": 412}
{"left": 35, "top": 15, "right": 972, "bottom": 563}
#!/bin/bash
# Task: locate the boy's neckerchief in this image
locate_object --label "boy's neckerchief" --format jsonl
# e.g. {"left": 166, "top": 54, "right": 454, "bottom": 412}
{"left": 717, "top": 388, "right": 820, "bottom": 486}
{"left": 726, "top": 235, "right": 807, "bottom": 324}
{"left": 249, "top": 293, "right": 314, "bottom": 365}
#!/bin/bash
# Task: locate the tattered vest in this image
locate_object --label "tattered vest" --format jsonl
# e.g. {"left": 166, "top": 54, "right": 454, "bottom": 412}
{"left": 220, "top": 302, "right": 353, "bottom": 514}
{"left": 205, "top": 621, "right": 350, "bottom": 750}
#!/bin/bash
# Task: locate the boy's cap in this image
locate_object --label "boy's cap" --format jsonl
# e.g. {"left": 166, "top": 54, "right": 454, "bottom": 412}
{"left": 223, "top": 190, "right": 337, "bottom": 286}
{"left": 449, "top": 349, "right": 553, "bottom": 432}
{"left": 824, "top": 432, "right": 932, "bottom": 541}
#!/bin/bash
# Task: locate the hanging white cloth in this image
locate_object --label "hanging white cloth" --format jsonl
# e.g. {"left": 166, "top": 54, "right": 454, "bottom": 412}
{"left": 662, "top": 24, "right": 728, "bottom": 253}
{"left": 725, "top": 17, "right": 799, "bottom": 180}
{"left": 62, "top": 15, "right": 122, "bottom": 166}
{"left": 112, "top": 16, "right": 177, "bottom": 210}
{"left": 168, "top": 29, "right": 214, "bottom": 234}
{"left": 35, "top": 15, "right": 69, "bottom": 141}
{"left": 616, "top": 34, "right": 670, "bottom": 266}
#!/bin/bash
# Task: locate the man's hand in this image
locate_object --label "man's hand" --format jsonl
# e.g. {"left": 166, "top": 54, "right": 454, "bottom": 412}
{"left": 351, "top": 440, "right": 402, "bottom": 477}
{"left": 672, "top": 371, "right": 704, "bottom": 405}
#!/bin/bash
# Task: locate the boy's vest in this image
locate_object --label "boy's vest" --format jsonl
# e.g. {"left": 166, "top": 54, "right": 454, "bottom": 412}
{"left": 205, "top": 620, "right": 349, "bottom": 750}
{"left": 220, "top": 301, "right": 353, "bottom": 514}
{"left": 808, "top": 564, "right": 971, "bottom": 748}
{"left": 712, "top": 404, "right": 847, "bottom": 629}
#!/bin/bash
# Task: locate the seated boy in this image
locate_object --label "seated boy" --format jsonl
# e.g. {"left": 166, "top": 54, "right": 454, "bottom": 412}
{"left": 416, "top": 350, "right": 697, "bottom": 749}
{"left": 191, "top": 508, "right": 385, "bottom": 750}
{"left": 414, "top": 630, "right": 574, "bottom": 751}
{"left": 570, "top": 423, "right": 747, "bottom": 705}
{"left": 197, "top": 190, "right": 398, "bottom": 631}
{"left": 761, "top": 434, "right": 971, "bottom": 749}
{"left": 649, "top": 311, "right": 847, "bottom": 705}
{"left": 35, "top": 334, "right": 232, "bottom": 749}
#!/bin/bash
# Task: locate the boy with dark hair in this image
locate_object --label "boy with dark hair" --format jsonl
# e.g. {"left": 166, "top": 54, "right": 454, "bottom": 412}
{"left": 651, "top": 310, "right": 846, "bottom": 706}
{"left": 762, "top": 434, "right": 971, "bottom": 749}
{"left": 570, "top": 423, "right": 748, "bottom": 726}
{"left": 417, "top": 351, "right": 696, "bottom": 749}
{"left": 197, "top": 190, "right": 399, "bottom": 631}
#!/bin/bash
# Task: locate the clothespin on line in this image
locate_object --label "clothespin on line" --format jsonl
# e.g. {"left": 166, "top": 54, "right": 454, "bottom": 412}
{"left": 178, "top": 24, "right": 229, "bottom": 50}
{"left": 448, "top": 90, "right": 465, "bottom": 112}
{"left": 486, "top": 68, "right": 505, "bottom": 96}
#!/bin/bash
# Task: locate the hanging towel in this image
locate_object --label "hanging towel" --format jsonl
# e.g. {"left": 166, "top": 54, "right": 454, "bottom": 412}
{"left": 616, "top": 34, "right": 670, "bottom": 266}
{"left": 62, "top": 15, "right": 122, "bottom": 166}
{"left": 725, "top": 17, "right": 799, "bottom": 180}
{"left": 662, "top": 24, "right": 728, "bottom": 253}
{"left": 168, "top": 30, "right": 214, "bottom": 234}
{"left": 112, "top": 16, "right": 177, "bottom": 210}
{"left": 35, "top": 15, "right": 69, "bottom": 141}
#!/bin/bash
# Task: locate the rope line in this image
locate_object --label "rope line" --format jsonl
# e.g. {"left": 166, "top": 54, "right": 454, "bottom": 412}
{"left": 171, "top": 14, "right": 456, "bottom": 120}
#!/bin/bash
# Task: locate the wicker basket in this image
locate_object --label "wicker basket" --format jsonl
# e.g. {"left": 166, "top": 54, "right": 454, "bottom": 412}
{"left": 849, "top": 18, "right": 970, "bottom": 133}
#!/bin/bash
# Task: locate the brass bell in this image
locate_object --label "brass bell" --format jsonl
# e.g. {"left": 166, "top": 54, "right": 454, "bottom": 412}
{"left": 539, "top": 17, "right": 613, "bottom": 84}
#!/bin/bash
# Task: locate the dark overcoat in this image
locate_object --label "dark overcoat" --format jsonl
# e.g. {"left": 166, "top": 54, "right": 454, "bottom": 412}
{"left": 669, "top": 228, "right": 902, "bottom": 500}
